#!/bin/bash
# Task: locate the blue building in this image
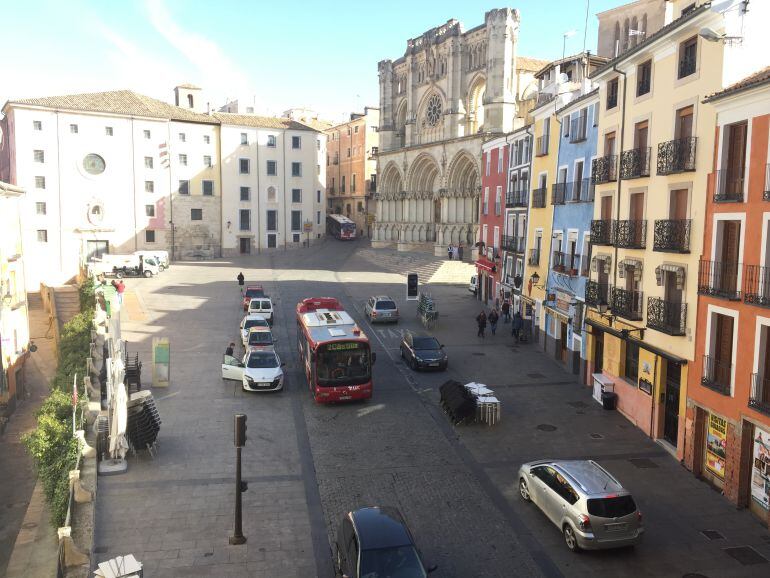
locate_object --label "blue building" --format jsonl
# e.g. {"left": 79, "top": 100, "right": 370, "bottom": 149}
{"left": 543, "top": 88, "right": 599, "bottom": 376}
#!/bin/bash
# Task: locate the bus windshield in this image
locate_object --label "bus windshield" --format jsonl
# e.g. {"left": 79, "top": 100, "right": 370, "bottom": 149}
{"left": 341, "top": 223, "right": 356, "bottom": 233}
{"left": 316, "top": 341, "right": 371, "bottom": 386}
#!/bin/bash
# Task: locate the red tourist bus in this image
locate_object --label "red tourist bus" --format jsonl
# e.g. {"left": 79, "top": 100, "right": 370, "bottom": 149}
{"left": 296, "top": 297, "right": 375, "bottom": 403}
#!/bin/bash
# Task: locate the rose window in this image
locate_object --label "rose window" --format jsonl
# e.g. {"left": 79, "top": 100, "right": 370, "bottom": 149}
{"left": 425, "top": 94, "right": 442, "bottom": 126}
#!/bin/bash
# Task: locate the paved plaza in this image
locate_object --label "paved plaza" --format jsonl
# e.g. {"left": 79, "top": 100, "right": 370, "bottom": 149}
{"left": 84, "top": 240, "right": 770, "bottom": 577}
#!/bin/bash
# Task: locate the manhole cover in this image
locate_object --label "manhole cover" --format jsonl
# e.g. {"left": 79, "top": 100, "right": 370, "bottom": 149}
{"left": 21, "top": 522, "right": 37, "bottom": 530}
{"left": 472, "top": 352, "right": 486, "bottom": 356}
{"left": 723, "top": 546, "right": 768, "bottom": 565}
{"left": 93, "top": 546, "right": 108, "bottom": 554}
{"left": 701, "top": 529, "right": 725, "bottom": 541}
{"left": 536, "top": 424, "right": 557, "bottom": 432}
{"left": 629, "top": 458, "right": 659, "bottom": 469}
{"left": 567, "top": 401, "right": 588, "bottom": 408}
{"left": 528, "top": 372, "right": 546, "bottom": 379}
{"left": 590, "top": 433, "right": 604, "bottom": 439}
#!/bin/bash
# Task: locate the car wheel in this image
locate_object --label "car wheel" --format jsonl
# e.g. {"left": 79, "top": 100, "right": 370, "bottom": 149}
{"left": 519, "top": 478, "right": 530, "bottom": 502}
{"left": 563, "top": 524, "right": 581, "bottom": 553}
{"left": 115, "top": 271, "right": 123, "bottom": 279}
{"left": 144, "top": 270, "right": 153, "bottom": 278}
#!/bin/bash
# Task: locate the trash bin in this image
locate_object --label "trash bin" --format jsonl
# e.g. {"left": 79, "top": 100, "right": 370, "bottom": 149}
{"left": 601, "top": 391, "right": 618, "bottom": 410}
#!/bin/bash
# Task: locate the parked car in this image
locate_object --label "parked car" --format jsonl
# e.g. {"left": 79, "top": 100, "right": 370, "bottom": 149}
{"left": 246, "top": 326, "right": 276, "bottom": 349}
{"left": 365, "top": 295, "right": 399, "bottom": 323}
{"left": 247, "top": 297, "right": 274, "bottom": 324}
{"left": 240, "top": 314, "right": 270, "bottom": 346}
{"left": 221, "top": 350, "right": 284, "bottom": 392}
{"left": 334, "top": 507, "right": 437, "bottom": 578}
{"left": 135, "top": 250, "right": 169, "bottom": 271}
{"left": 517, "top": 459, "right": 644, "bottom": 552}
{"left": 94, "top": 254, "right": 160, "bottom": 278}
{"left": 242, "top": 285, "right": 266, "bottom": 311}
{"left": 400, "top": 331, "right": 447, "bottom": 371}
{"left": 469, "top": 275, "right": 478, "bottom": 294}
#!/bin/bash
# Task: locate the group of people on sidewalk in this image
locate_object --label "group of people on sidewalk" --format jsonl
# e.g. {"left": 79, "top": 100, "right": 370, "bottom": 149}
{"left": 447, "top": 243, "right": 464, "bottom": 261}
{"left": 475, "top": 302, "right": 525, "bottom": 342}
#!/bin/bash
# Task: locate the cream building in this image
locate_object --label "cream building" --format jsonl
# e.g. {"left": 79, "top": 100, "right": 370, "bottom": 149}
{"left": 373, "top": 10, "right": 545, "bottom": 255}
{"left": 596, "top": 0, "right": 668, "bottom": 59}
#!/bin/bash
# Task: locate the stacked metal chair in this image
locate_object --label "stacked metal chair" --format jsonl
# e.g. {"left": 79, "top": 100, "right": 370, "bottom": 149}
{"left": 123, "top": 351, "right": 142, "bottom": 394}
{"left": 126, "top": 391, "right": 161, "bottom": 456}
{"left": 439, "top": 380, "right": 476, "bottom": 425}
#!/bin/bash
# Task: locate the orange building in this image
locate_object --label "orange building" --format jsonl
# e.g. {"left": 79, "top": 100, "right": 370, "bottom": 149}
{"left": 685, "top": 67, "right": 770, "bottom": 525}
{"left": 324, "top": 108, "right": 379, "bottom": 236}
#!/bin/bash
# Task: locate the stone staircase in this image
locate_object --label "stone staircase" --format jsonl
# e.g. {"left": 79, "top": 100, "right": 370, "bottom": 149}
{"left": 52, "top": 285, "right": 80, "bottom": 329}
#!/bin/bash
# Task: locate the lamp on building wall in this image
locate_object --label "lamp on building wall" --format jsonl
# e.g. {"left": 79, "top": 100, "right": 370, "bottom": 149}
{"left": 227, "top": 220, "right": 232, "bottom": 230}
{"left": 530, "top": 272, "right": 540, "bottom": 287}
{"left": 699, "top": 27, "right": 743, "bottom": 46}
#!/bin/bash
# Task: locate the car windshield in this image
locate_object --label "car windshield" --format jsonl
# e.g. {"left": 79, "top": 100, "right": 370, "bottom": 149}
{"left": 359, "top": 546, "right": 426, "bottom": 578}
{"left": 316, "top": 341, "right": 371, "bottom": 387}
{"left": 246, "top": 352, "right": 278, "bottom": 368}
{"left": 245, "top": 288, "right": 263, "bottom": 298}
{"left": 243, "top": 318, "right": 267, "bottom": 331}
{"left": 248, "top": 332, "right": 273, "bottom": 345}
{"left": 587, "top": 495, "right": 637, "bottom": 518}
{"left": 413, "top": 337, "right": 439, "bottom": 350}
{"left": 376, "top": 300, "right": 397, "bottom": 310}
{"left": 251, "top": 300, "right": 271, "bottom": 310}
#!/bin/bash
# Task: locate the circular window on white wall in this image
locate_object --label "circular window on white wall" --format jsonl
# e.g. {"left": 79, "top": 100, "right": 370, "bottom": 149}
{"left": 83, "top": 153, "right": 106, "bottom": 175}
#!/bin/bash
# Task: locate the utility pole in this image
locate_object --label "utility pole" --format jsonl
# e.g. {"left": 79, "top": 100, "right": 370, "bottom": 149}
{"left": 230, "top": 414, "right": 247, "bottom": 545}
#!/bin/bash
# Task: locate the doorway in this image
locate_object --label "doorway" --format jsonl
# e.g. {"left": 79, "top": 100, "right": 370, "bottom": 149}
{"left": 267, "top": 234, "right": 277, "bottom": 249}
{"left": 559, "top": 321, "right": 568, "bottom": 362}
{"left": 663, "top": 360, "right": 681, "bottom": 446}
{"left": 594, "top": 331, "right": 604, "bottom": 374}
{"left": 239, "top": 237, "right": 251, "bottom": 254}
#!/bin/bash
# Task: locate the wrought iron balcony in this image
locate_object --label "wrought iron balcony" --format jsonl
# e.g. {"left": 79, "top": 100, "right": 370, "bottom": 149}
{"left": 592, "top": 155, "right": 618, "bottom": 184}
{"left": 765, "top": 164, "right": 770, "bottom": 201}
{"left": 750, "top": 373, "right": 770, "bottom": 416}
{"left": 528, "top": 249, "right": 540, "bottom": 266}
{"left": 536, "top": 135, "right": 549, "bottom": 157}
{"left": 611, "top": 287, "right": 644, "bottom": 321}
{"left": 744, "top": 265, "right": 770, "bottom": 307}
{"left": 653, "top": 219, "right": 691, "bottom": 253}
{"left": 678, "top": 55, "right": 696, "bottom": 79}
{"left": 552, "top": 252, "right": 580, "bottom": 275}
{"left": 502, "top": 235, "right": 526, "bottom": 253}
{"left": 569, "top": 116, "right": 587, "bottom": 143}
{"left": 532, "top": 187, "right": 547, "bottom": 208}
{"left": 551, "top": 182, "right": 566, "bottom": 205}
{"left": 713, "top": 169, "right": 745, "bottom": 203}
{"left": 701, "top": 355, "right": 732, "bottom": 396}
{"left": 620, "top": 147, "right": 651, "bottom": 179}
{"left": 657, "top": 137, "right": 697, "bottom": 175}
{"left": 565, "top": 179, "right": 595, "bottom": 203}
{"left": 697, "top": 260, "right": 741, "bottom": 300}
{"left": 328, "top": 187, "right": 336, "bottom": 194}
{"left": 646, "top": 297, "right": 686, "bottom": 336}
{"left": 585, "top": 280, "right": 610, "bottom": 308}
{"left": 506, "top": 190, "right": 528, "bottom": 207}
{"left": 614, "top": 220, "right": 647, "bottom": 249}
{"left": 590, "top": 219, "right": 614, "bottom": 246}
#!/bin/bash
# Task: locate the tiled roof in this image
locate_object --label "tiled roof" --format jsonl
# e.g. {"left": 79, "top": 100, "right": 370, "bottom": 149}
{"left": 294, "top": 118, "right": 334, "bottom": 132}
{"left": 534, "top": 53, "right": 609, "bottom": 79}
{"left": 517, "top": 56, "right": 550, "bottom": 72}
{"left": 590, "top": 2, "right": 712, "bottom": 78}
{"left": 704, "top": 65, "right": 770, "bottom": 102}
{"left": 6, "top": 90, "right": 218, "bottom": 124}
{"left": 212, "top": 112, "right": 318, "bottom": 131}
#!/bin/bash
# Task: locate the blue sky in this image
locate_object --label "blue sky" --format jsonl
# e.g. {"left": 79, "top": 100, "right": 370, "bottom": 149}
{"left": 3, "top": 0, "right": 620, "bottom": 122}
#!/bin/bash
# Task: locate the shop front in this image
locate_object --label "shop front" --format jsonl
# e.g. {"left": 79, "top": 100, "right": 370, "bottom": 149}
{"left": 703, "top": 412, "right": 728, "bottom": 490}
{"left": 750, "top": 424, "right": 770, "bottom": 521}
{"left": 475, "top": 253, "right": 498, "bottom": 305}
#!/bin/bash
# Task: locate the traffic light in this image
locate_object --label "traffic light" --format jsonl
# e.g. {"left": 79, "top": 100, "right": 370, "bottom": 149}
{"left": 407, "top": 273, "right": 419, "bottom": 300}
{"left": 234, "top": 414, "right": 247, "bottom": 447}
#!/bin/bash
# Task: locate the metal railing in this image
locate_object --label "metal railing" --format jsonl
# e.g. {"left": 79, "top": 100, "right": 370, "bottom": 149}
{"left": 620, "top": 147, "right": 651, "bottom": 179}
{"left": 551, "top": 182, "right": 566, "bottom": 205}
{"left": 653, "top": 219, "right": 691, "bottom": 253}
{"left": 506, "top": 190, "right": 528, "bottom": 207}
{"left": 744, "top": 265, "right": 770, "bottom": 307}
{"left": 611, "top": 287, "right": 644, "bottom": 320}
{"left": 532, "top": 187, "right": 547, "bottom": 208}
{"left": 701, "top": 355, "right": 732, "bottom": 395}
{"left": 585, "top": 280, "right": 610, "bottom": 308}
{"left": 565, "top": 179, "right": 595, "bottom": 203}
{"left": 678, "top": 54, "right": 696, "bottom": 78}
{"left": 614, "top": 220, "right": 647, "bottom": 249}
{"left": 750, "top": 373, "right": 770, "bottom": 416}
{"left": 697, "top": 260, "right": 741, "bottom": 300}
{"left": 528, "top": 248, "right": 540, "bottom": 266}
{"left": 646, "top": 297, "right": 687, "bottom": 335}
{"left": 502, "top": 235, "right": 526, "bottom": 253}
{"left": 657, "top": 137, "right": 697, "bottom": 175}
{"left": 590, "top": 219, "right": 614, "bottom": 245}
{"left": 713, "top": 168, "right": 745, "bottom": 203}
{"left": 592, "top": 155, "right": 618, "bottom": 184}
{"left": 536, "top": 135, "right": 549, "bottom": 157}
{"left": 552, "top": 252, "right": 580, "bottom": 275}
{"left": 569, "top": 115, "right": 588, "bottom": 143}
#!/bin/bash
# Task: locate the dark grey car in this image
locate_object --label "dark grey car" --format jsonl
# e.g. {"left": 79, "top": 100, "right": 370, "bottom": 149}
{"left": 400, "top": 331, "right": 447, "bottom": 371}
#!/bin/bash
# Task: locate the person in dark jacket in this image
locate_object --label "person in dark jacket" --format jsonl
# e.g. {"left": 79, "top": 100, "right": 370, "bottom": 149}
{"left": 511, "top": 311, "right": 524, "bottom": 343}
{"left": 488, "top": 309, "right": 499, "bottom": 335}
{"left": 237, "top": 272, "right": 245, "bottom": 286}
{"left": 225, "top": 342, "right": 235, "bottom": 357}
{"left": 502, "top": 301, "right": 511, "bottom": 323}
{"left": 476, "top": 311, "right": 487, "bottom": 338}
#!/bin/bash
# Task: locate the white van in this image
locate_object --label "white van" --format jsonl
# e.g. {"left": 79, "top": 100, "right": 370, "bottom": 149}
{"left": 135, "top": 250, "right": 169, "bottom": 270}
{"left": 95, "top": 254, "right": 160, "bottom": 278}
{"left": 469, "top": 275, "right": 478, "bottom": 294}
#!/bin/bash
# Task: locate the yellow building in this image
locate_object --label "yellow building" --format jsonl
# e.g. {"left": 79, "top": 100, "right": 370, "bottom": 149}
{"left": 584, "top": 0, "right": 767, "bottom": 458}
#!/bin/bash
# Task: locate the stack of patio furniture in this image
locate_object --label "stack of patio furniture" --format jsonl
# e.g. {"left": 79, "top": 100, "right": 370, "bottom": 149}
{"left": 123, "top": 351, "right": 142, "bottom": 394}
{"left": 439, "top": 380, "right": 502, "bottom": 426}
{"left": 126, "top": 391, "right": 161, "bottom": 457}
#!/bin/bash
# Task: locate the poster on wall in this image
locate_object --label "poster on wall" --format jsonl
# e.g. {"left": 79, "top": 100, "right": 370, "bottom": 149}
{"left": 751, "top": 427, "right": 770, "bottom": 512}
{"left": 705, "top": 413, "right": 727, "bottom": 479}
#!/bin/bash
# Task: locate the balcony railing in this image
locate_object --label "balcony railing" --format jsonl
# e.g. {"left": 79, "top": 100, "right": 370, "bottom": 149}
{"left": 614, "top": 220, "right": 647, "bottom": 249}
{"left": 528, "top": 249, "right": 540, "bottom": 266}
{"left": 553, "top": 252, "right": 580, "bottom": 275}
{"left": 744, "top": 265, "right": 770, "bottom": 307}
{"left": 620, "top": 147, "right": 651, "bottom": 179}
{"left": 765, "top": 164, "right": 770, "bottom": 201}
{"left": 611, "top": 288, "right": 644, "bottom": 320}
{"left": 532, "top": 187, "right": 547, "bottom": 208}
{"left": 701, "top": 355, "right": 732, "bottom": 395}
{"left": 590, "top": 219, "right": 614, "bottom": 245}
{"left": 653, "top": 219, "right": 691, "bottom": 253}
{"left": 585, "top": 280, "right": 610, "bottom": 308}
{"left": 592, "top": 155, "right": 618, "bottom": 184}
{"left": 750, "top": 373, "right": 770, "bottom": 416}
{"left": 536, "top": 135, "right": 549, "bottom": 156}
{"left": 565, "top": 179, "right": 595, "bottom": 203}
{"left": 329, "top": 187, "right": 336, "bottom": 194}
{"left": 646, "top": 297, "right": 686, "bottom": 336}
{"left": 506, "top": 190, "right": 528, "bottom": 207}
{"left": 551, "top": 182, "right": 566, "bottom": 205}
{"left": 657, "top": 137, "right": 697, "bottom": 175}
{"left": 713, "top": 168, "right": 745, "bottom": 203}
{"left": 678, "top": 55, "right": 696, "bottom": 79}
{"left": 502, "top": 235, "right": 526, "bottom": 253}
{"left": 569, "top": 115, "right": 587, "bottom": 143}
{"left": 697, "top": 260, "right": 741, "bottom": 300}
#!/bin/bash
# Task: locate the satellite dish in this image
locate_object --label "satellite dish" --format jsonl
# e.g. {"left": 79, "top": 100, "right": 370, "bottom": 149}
{"left": 699, "top": 27, "right": 722, "bottom": 42}
{"left": 557, "top": 72, "right": 570, "bottom": 84}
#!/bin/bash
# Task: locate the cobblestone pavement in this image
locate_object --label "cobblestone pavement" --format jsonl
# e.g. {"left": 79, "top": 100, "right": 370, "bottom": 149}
{"left": 91, "top": 239, "right": 770, "bottom": 577}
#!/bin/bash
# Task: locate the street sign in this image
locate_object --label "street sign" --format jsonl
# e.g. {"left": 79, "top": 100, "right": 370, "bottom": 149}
{"left": 152, "top": 337, "right": 170, "bottom": 387}
{"left": 303, "top": 221, "right": 313, "bottom": 232}
{"left": 407, "top": 273, "right": 418, "bottom": 301}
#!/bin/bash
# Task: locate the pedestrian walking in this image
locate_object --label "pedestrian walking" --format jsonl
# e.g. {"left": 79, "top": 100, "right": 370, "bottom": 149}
{"left": 502, "top": 301, "right": 511, "bottom": 323}
{"left": 476, "top": 311, "right": 487, "bottom": 338}
{"left": 447, "top": 244, "right": 454, "bottom": 260}
{"left": 116, "top": 279, "right": 125, "bottom": 305}
{"left": 225, "top": 342, "right": 235, "bottom": 357}
{"left": 512, "top": 311, "right": 524, "bottom": 343}
{"left": 237, "top": 272, "right": 245, "bottom": 286}
{"left": 458, "top": 243, "right": 464, "bottom": 261}
{"left": 489, "top": 309, "right": 499, "bottom": 335}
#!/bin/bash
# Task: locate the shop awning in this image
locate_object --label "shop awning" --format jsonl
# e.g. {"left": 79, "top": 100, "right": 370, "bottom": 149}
{"left": 475, "top": 257, "right": 497, "bottom": 273}
{"left": 545, "top": 306, "right": 570, "bottom": 322}
{"left": 584, "top": 318, "right": 688, "bottom": 364}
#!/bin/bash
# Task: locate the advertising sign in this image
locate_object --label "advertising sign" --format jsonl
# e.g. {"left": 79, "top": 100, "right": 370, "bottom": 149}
{"left": 751, "top": 427, "right": 770, "bottom": 512}
{"left": 152, "top": 337, "right": 170, "bottom": 388}
{"left": 705, "top": 413, "right": 727, "bottom": 479}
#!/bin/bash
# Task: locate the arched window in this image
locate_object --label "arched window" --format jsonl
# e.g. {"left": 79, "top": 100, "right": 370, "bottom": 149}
{"left": 187, "top": 94, "right": 194, "bottom": 108}
{"left": 642, "top": 14, "right": 648, "bottom": 34}
{"left": 631, "top": 16, "right": 639, "bottom": 46}
{"left": 623, "top": 18, "right": 630, "bottom": 52}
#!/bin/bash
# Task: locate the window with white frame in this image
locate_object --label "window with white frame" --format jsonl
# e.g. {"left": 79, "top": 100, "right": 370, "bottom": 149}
{"left": 483, "top": 224, "right": 488, "bottom": 246}
{"left": 178, "top": 154, "right": 187, "bottom": 166}
{"left": 202, "top": 180, "right": 214, "bottom": 196}
{"left": 497, "top": 148, "right": 504, "bottom": 173}
{"left": 105, "top": 126, "right": 113, "bottom": 136}
{"left": 35, "top": 176, "right": 45, "bottom": 189}
{"left": 483, "top": 187, "right": 489, "bottom": 215}
{"left": 144, "top": 129, "right": 151, "bottom": 139}
{"left": 495, "top": 186, "right": 502, "bottom": 215}
{"left": 485, "top": 152, "right": 490, "bottom": 176}
{"left": 145, "top": 204, "right": 155, "bottom": 217}
{"left": 267, "top": 135, "right": 276, "bottom": 147}
{"left": 145, "top": 181, "right": 154, "bottom": 193}
{"left": 145, "top": 230, "right": 155, "bottom": 243}
{"left": 33, "top": 120, "right": 42, "bottom": 131}
{"left": 70, "top": 124, "right": 78, "bottom": 134}
{"left": 204, "top": 135, "right": 210, "bottom": 144}
{"left": 179, "top": 132, "right": 186, "bottom": 142}
{"left": 241, "top": 133, "right": 248, "bottom": 145}
{"left": 33, "top": 150, "right": 44, "bottom": 163}
{"left": 203, "top": 155, "right": 212, "bottom": 167}
{"left": 240, "top": 158, "right": 250, "bottom": 174}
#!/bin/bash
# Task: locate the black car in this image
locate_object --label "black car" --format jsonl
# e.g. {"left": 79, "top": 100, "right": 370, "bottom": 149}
{"left": 400, "top": 331, "right": 447, "bottom": 371}
{"left": 335, "top": 507, "right": 436, "bottom": 578}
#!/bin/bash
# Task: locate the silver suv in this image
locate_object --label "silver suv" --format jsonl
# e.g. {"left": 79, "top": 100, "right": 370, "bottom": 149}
{"left": 518, "top": 459, "right": 643, "bottom": 552}
{"left": 365, "top": 295, "right": 399, "bottom": 323}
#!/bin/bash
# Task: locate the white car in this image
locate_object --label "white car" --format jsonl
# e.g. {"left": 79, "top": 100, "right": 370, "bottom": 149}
{"left": 469, "top": 275, "right": 478, "bottom": 293}
{"left": 221, "top": 350, "right": 285, "bottom": 392}
{"left": 247, "top": 297, "right": 274, "bottom": 325}
{"left": 240, "top": 314, "right": 270, "bottom": 345}
{"left": 246, "top": 326, "right": 276, "bottom": 349}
